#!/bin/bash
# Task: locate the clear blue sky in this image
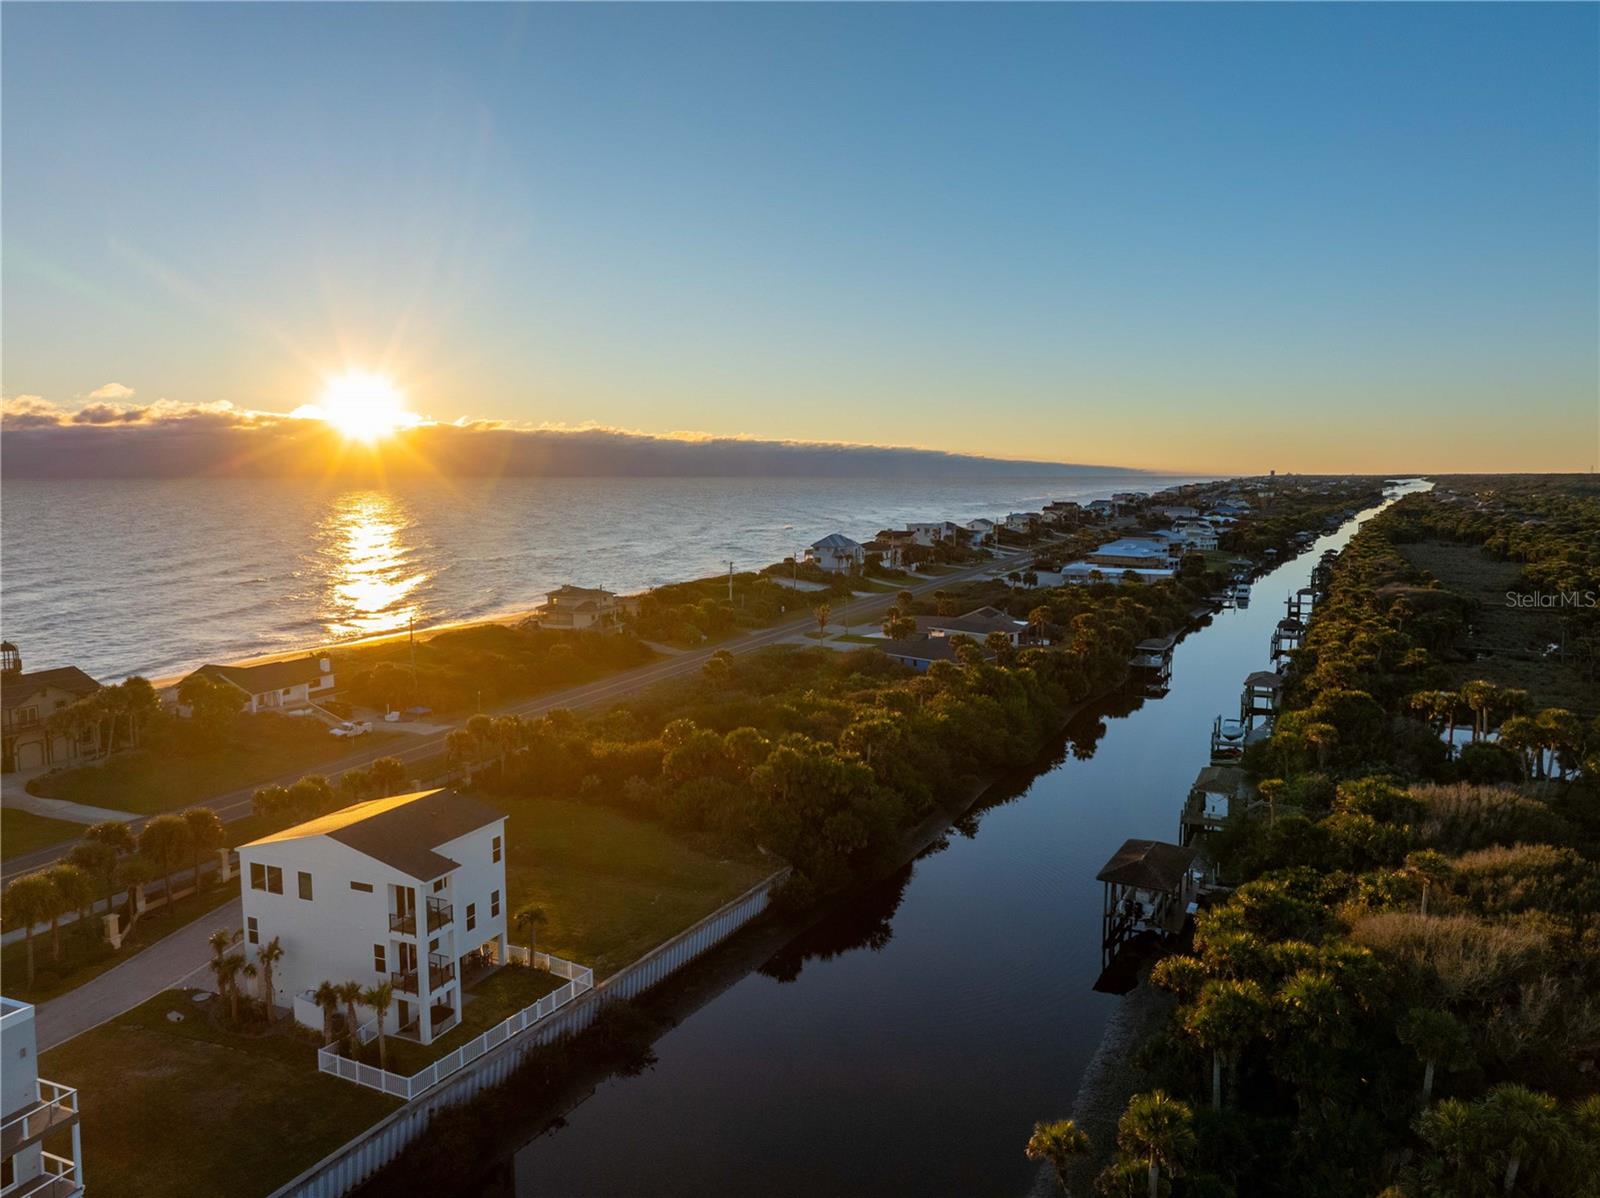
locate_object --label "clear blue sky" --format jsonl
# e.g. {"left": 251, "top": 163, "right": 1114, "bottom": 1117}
{"left": 4, "top": 2, "right": 1596, "bottom": 472}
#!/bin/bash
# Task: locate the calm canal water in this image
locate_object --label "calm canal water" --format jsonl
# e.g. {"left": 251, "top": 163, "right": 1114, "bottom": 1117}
{"left": 502, "top": 484, "right": 1424, "bottom": 1197}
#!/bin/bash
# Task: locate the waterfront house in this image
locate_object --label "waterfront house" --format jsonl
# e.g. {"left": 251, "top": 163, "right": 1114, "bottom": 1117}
{"left": 1003, "top": 512, "right": 1038, "bottom": 533}
{"left": 861, "top": 538, "right": 905, "bottom": 570}
{"left": 186, "top": 654, "right": 336, "bottom": 716}
{"left": 1, "top": 995, "right": 85, "bottom": 1197}
{"left": 905, "top": 521, "right": 959, "bottom": 547}
{"left": 1086, "top": 538, "right": 1181, "bottom": 570}
{"left": 0, "top": 644, "right": 102, "bottom": 773}
{"left": 805, "top": 534, "right": 865, "bottom": 574}
{"left": 1085, "top": 499, "right": 1115, "bottom": 519}
{"left": 963, "top": 518, "right": 998, "bottom": 546}
{"left": 535, "top": 585, "right": 621, "bottom": 631}
{"left": 238, "top": 788, "right": 509, "bottom": 1046}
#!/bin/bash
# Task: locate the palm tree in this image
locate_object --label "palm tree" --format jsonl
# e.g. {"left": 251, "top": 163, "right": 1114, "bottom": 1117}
{"left": 1184, "top": 978, "right": 1268, "bottom": 1110}
{"left": 1028, "top": 606, "right": 1052, "bottom": 643}
{"left": 241, "top": 961, "right": 258, "bottom": 1016}
{"left": 1402, "top": 849, "right": 1453, "bottom": 916}
{"left": 813, "top": 602, "right": 832, "bottom": 639}
{"left": 1397, "top": 1007, "right": 1471, "bottom": 1104}
{"left": 1302, "top": 722, "right": 1339, "bottom": 770}
{"left": 337, "top": 980, "right": 364, "bottom": 1055}
{"left": 445, "top": 728, "right": 478, "bottom": 782}
{"left": 4, "top": 874, "right": 60, "bottom": 987}
{"left": 313, "top": 980, "right": 342, "bottom": 1046}
{"left": 1117, "top": 1090, "right": 1195, "bottom": 1198}
{"left": 67, "top": 840, "right": 118, "bottom": 918}
{"left": 360, "top": 981, "right": 395, "bottom": 1069}
{"left": 1481, "top": 1084, "right": 1568, "bottom": 1195}
{"left": 368, "top": 756, "right": 409, "bottom": 796}
{"left": 138, "top": 814, "right": 192, "bottom": 912}
{"left": 217, "top": 953, "right": 245, "bottom": 1023}
{"left": 1025, "top": 1118, "right": 1091, "bottom": 1195}
{"left": 517, "top": 906, "right": 549, "bottom": 957}
{"left": 116, "top": 854, "right": 155, "bottom": 927}
{"left": 182, "top": 807, "right": 225, "bottom": 896}
{"left": 46, "top": 863, "right": 95, "bottom": 949}
{"left": 1460, "top": 680, "right": 1498, "bottom": 743}
{"left": 256, "top": 936, "right": 284, "bottom": 1023}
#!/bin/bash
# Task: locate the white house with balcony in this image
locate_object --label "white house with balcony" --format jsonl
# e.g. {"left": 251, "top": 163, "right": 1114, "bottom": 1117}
{"left": 238, "top": 788, "right": 508, "bottom": 1047}
{"left": 805, "top": 534, "right": 865, "bottom": 573}
{"left": 1, "top": 996, "right": 83, "bottom": 1198}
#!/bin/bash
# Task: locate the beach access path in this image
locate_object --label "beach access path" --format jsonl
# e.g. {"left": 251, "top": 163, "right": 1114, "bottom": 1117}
{"left": 2, "top": 548, "right": 1034, "bottom": 885}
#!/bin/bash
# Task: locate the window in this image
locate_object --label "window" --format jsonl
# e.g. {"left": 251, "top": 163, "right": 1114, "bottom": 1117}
{"left": 266, "top": 865, "right": 283, "bottom": 895}
{"left": 491, "top": 890, "right": 500, "bottom": 918}
{"left": 3, "top": 1153, "right": 13, "bottom": 1187}
{"left": 492, "top": 835, "right": 502, "bottom": 864}
{"left": 428, "top": 938, "right": 439, "bottom": 953}
{"left": 432, "top": 878, "right": 447, "bottom": 894}
{"left": 466, "top": 903, "right": 476, "bottom": 932}
{"left": 247, "top": 917, "right": 258, "bottom": 945}
{"left": 350, "top": 881, "right": 373, "bottom": 893}
{"left": 373, "top": 944, "right": 386, "bottom": 973}
{"left": 250, "top": 863, "right": 266, "bottom": 891}
{"left": 298, "top": 871, "right": 313, "bottom": 901}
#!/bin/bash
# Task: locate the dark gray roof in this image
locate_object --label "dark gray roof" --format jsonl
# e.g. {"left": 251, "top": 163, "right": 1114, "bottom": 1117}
{"left": 2, "top": 666, "right": 102, "bottom": 710}
{"left": 878, "top": 634, "right": 994, "bottom": 665}
{"left": 247, "top": 788, "right": 506, "bottom": 881}
{"left": 192, "top": 655, "right": 327, "bottom": 696}
{"left": 916, "top": 612, "right": 1022, "bottom": 637}
{"left": 1096, "top": 839, "right": 1198, "bottom": 891}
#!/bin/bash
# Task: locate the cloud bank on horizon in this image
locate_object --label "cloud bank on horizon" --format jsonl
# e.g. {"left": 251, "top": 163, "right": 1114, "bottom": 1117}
{"left": 1, "top": 394, "right": 1123, "bottom": 479}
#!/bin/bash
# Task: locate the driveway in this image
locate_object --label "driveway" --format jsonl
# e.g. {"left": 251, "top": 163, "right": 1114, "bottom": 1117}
{"left": 33, "top": 898, "right": 240, "bottom": 1052}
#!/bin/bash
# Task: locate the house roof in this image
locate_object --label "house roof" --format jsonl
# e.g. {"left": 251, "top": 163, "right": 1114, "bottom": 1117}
{"left": 244, "top": 788, "right": 505, "bottom": 881}
{"left": 810, "top": 533, "right": 863, "bottom": 551}
{"left": 192, "top": 655, "right": 327, "bottom": 696}
{"left": 917, "top": 611, "right": 1024, "bottom": 637}
{"left": 545, "top": 585, "right": 615, "bottom": 602}
{"left": 1, "top": 666, "right": 102, "bottom": 710}
{"left": 1095, "top": 839, "right": 1198, "bottom": 891}
{"left": 877, "top": 634, "right": 994, "bottom": 665}
{"left": 1243, "top": 671, "right": 1284, "bottom": 689}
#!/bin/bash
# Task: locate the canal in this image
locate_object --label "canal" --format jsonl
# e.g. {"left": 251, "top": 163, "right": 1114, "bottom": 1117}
{"left": 502, "top": 484, "right": 1422, "bottom": 1197}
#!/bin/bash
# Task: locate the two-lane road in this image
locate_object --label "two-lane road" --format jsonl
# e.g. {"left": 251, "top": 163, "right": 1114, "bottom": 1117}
{"left": 2, "top": 549, "right": 1033, "bottom": 883}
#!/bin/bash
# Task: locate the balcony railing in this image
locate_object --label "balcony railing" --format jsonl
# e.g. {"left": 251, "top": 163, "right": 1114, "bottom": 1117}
{"left": 388, "top": 910, "right": 417, "bottom": 936}
{"left": 425, "top": 896, "right": 453, "bottom": 932}
{"left": 391, "top": 954, "right": 454, "bottom": 996}
{"left": 9, "top": 1151, "right": 83, "bottom": 1198}
{"left": 0, "top": 1079, "right": 79, "bottom": 1158}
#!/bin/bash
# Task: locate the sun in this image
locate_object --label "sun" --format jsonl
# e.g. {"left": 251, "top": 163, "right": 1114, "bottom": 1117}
{"left": 308, "top": 372, "right": 418, "bottom": 443}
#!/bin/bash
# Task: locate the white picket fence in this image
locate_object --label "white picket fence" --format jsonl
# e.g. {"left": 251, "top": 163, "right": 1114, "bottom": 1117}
{"left": 315, "top": 953, "right": 595, "bottom": 1101}
{"left": 270, "top": 867, "right": 789, "bottom": 1198}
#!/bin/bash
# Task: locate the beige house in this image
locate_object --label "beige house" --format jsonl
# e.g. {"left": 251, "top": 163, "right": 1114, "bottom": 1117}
{"left": 1, "top": 643, "right": 102, "bottom": 772}
{"left": 185, "top": 654, "right": 336, "bottom": 714}
{"left": 535, "top": 585, "right": 622, "bottom": 631}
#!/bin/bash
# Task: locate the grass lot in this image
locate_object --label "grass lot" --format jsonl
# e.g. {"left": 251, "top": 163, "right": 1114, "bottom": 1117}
{"left": 1, "top": 806, "right": 83, "bottom": 860}
{"left": 1396, "top": 539, "right": 1596, "bottom": 712}
{"left": 40, "top": 990, "right": 397, "bottom": 1198}
{"left": 492, "top": 793, "right": 773, "bottom": 977}
{"left": 1, "top": 880, "right": 241, "bottom": 1004}
{"left": 29, "top": 717, "right": 400, "bottom": 816}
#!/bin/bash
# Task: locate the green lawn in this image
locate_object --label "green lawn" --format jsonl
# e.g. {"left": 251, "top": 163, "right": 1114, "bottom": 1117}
{"left": 28, "top": 719, "right": 401, "bottom": 816}
{"left": 1, "top": 880, "right": 241, "bottom": 1004}
{"left": 40, "top": 990, "right": 397, "bottom": 1198}
{"left": 492, "top": 793, "right": 774, "bottom": 977}
{"left": 1, "top": 806, "right": 83, "bottom": 860}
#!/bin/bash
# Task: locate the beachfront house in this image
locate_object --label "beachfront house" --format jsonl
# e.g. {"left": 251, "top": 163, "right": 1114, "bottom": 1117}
{"left": 1, "top": 995, "right": 85, "bottom": 1197}
{"left": 805, "top": 534, "right": 865, "bottom": 574}
{"left": 238, "top": 788, "right": 509, "bottom": 1047}
{"left": 535, "top": 585, "right": 621, "bottom": 631}
{"left": 0, "top": 643, "right": 102, "bottom": 773}
{"left": 1085, "top": 499, "right": 1115, "bottom": 519}
{"left": 906, "top": 521, "right": 962, "bottom": 547}
{"left": 185, "top": 655, "right": 336, "bottom": 715}
{"left": 963, "top": 518, "right": 998, "bottom": 546}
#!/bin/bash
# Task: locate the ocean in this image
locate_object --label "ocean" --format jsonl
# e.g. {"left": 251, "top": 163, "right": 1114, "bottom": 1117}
{"left": 1, "top": 472, "right": 1215, "bottom": 681}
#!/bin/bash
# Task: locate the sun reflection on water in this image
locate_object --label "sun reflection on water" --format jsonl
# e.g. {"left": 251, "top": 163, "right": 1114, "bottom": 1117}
{"left": 319, "top": 491, "right": 427, "bottom": 639}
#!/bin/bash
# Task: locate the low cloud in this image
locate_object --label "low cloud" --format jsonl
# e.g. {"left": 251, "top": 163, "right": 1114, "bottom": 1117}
{"left": 87, "top": 382, "right": 136, "bottom": 401}
{"left": 2, "top": 394, "right": 1122, "bottom": 480}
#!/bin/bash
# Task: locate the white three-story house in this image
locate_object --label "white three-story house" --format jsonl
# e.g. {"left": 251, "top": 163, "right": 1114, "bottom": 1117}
{"left": 238, "top": 788, "right": 509, "bottom": 1046}
{"left": 1, "top": 995, "right": 84, "bottom": 1198}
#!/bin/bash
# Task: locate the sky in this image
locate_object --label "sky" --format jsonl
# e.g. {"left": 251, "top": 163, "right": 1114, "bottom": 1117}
{"left": 3, "top": 2, "right": 1597, "bottom": 475}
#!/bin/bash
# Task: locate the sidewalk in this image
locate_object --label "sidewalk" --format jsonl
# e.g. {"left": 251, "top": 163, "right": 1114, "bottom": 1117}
{"left": 2, "top": 786, "right": 137, "bottom": 825}
{"left": 34, "top": 897, "right": 240, "bottom": 1052}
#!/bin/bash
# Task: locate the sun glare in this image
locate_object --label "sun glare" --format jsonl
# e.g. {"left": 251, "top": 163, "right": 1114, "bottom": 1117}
{"left": 311, "top": 372, "right": 417, "bottom": 443}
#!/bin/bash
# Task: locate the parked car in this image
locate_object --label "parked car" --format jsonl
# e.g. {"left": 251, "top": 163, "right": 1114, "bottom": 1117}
{"left": 330, "top": 720, "right": 372, "bottom": 738}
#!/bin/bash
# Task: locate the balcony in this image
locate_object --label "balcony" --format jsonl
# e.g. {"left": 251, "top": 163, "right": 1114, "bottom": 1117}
{"left": 425, "top": 896, "right": 453, "bottom": 932}
{"left": 1, "top": 1079, "right": 79, "bottom": 1158}
{"left": 388, "top": 910, "right": 417, "bottom": 936}
{"left": 10, "top": 1152, "right": 83, "bottom": 1198}
{"left": 391, "top": 953, "right": 454, "bottom": 996}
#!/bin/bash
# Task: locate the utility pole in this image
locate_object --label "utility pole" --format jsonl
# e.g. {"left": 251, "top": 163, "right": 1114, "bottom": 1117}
{"left": 727, "top": 561, "right": 734, "bottom": 603}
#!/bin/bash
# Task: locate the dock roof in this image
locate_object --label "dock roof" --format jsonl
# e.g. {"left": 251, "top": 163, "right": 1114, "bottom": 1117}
{"left": 1096, "top": 839, "right": 1198, "bottom": 892}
